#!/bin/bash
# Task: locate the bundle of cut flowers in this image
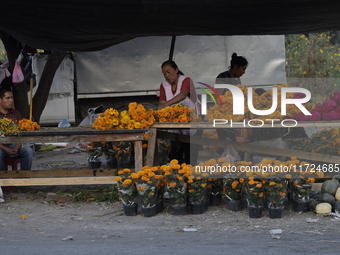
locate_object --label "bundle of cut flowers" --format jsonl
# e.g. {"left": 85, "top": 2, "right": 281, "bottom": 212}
{"left": 155, "top": 104, "right": 199, "bottom": 122}
{"left": 18, "top": 118, "right": 40, "bottom": 131}
{"left": 0, "top": 118, "right": 19, "bottom": 136}
{"left": 92, "top": 102, "right": 155, "bottom": 130}
{"left": 294, "top": 91, "right": 340, "bottom": 121}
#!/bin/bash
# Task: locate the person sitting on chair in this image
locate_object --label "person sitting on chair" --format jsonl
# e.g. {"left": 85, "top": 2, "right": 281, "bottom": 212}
{"left": 0, "top": 88, "right": 33, "bottom": 170}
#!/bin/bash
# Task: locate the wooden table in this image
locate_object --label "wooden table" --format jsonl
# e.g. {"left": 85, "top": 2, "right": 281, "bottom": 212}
{"left": 145, "top": 121, "right": 340, "bottom": 167}
{"left": 0, "top": 128, "right": 147, "bottom": 186}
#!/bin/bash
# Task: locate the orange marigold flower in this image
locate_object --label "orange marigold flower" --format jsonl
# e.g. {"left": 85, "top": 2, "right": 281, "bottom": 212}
{"left": 169, "top": 182, "right": 177, "bottom": 187}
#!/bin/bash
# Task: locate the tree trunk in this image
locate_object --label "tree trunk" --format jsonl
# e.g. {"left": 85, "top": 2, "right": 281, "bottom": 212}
{"left": 32, "top": 52, "right": 66, "bottom": 123}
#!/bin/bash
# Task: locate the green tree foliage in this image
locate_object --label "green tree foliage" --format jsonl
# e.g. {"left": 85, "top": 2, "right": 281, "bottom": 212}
{"left": 285, "top": 32, "right": 340, "bottom": 104}
{"left": 285, "top": 32, "right": 340, "bottom": 78}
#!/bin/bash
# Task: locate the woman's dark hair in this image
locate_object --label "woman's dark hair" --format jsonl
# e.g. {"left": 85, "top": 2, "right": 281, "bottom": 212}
{"left": 161, "top": 60, "right": 184, "bottom": 75}
{"left": 230, "top": 53, "right": 248, "bottom": 69}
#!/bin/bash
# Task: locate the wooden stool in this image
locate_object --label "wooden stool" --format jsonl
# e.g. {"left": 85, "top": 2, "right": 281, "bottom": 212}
{"left": 4, "top": 158, "right": 21, "bottom": 171}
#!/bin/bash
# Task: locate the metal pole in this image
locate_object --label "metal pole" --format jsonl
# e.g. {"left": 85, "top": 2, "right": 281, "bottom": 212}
{"left": 169, "top": 36, "right": 176, "bottom": 60}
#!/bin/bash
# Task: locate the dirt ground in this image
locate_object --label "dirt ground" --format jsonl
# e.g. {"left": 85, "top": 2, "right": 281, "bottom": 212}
{"left": 1, "top": 143, "right": 340, "bottom": 254}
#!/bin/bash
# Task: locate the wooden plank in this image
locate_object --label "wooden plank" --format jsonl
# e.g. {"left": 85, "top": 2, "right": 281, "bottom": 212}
{"left": 19, "top": 128, "right": 147, "bottom": 135}
{"left": 0, "top": 133, "right": 145, "bottom": 144}
{"left": 151, "top": 123, "right": 191, "bottom": 129}
{"left": 232, "top": 142, "right": 340, "bottom": 164}
{"left": 145, "top": 127, "right": 157, "bottom": 167}
{"left": 0, "top": 169, "right": 119, "bottom": 178}
{"left": 156, "top": 130, "right": 340, "bottom": 164}
{"left": 134, "top": 140, "right": 143, "bottom": 172}
{"left": 0, "top": 177, "right": 117, "bottom": 186}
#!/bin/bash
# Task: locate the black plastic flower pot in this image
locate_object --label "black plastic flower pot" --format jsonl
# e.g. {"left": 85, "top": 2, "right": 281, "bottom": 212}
{"left": 226, "top": 200, "right": 242, "bottom": 212}
{"left": 142, "top": 205, "right": 157, "bottom": 217}
{"left": 89, "top": 161, "right": 102, "bottom": 169}
{"left": 248, "top": 205, "right": 263, "bottom": 218}
{"left": 123, "top": 203, "right": 138, "bottom": 216}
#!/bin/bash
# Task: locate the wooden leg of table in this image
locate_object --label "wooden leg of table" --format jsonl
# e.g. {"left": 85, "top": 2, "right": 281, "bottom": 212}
{"left": 145, "top": 127, "right": 157, "bottom": 167}
{"left": 134, "top": 140, "right": 143, "bottom": 172}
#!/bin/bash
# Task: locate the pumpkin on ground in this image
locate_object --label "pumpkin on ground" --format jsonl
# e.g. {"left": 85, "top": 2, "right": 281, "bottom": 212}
{"left": 321, "top": 180, "right": 339, "bottom": 196}
{"left": 309, "top": 199, "right": 322, "bottom": 212}
{"left": 321, "top": 193, "right": 335, "bottom": 205}
{"left": 333, "top": 201, "right": 340, "bottom": 212}
{"left": 335, "top": 187, "right": 340, "bottom": 201}
{"left": 315, "top": 202, "right": 332, "bottom": 215}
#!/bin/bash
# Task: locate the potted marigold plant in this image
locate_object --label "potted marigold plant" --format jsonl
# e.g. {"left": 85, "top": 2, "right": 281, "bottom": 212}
{"left": 104, "top": 141, "right": 118, "bottom": 169}
{"left": 132, "top": 167, "right": 163, "bottom": 217}
{"left": 207, "top": 178, "right": 224, "bottom": 206}
{"left": 291, "top": 175, "right": 315, "bottom": 213}
{"left": 285, "top": 158, "right": 318, "bottom": 212}
{"left": 188, "top": 172, "right": 209, "bottom": 214}
{"left": 116, "top": 169, "right": 138, "bottom": 216}
{"left": 244, "top": 177, "right": 265, "bottom": 218}
{"left": 86, "top": 141, "right": 104, "bottom": 168}
{"left": 116, "top": 141, "right": 133, "bottom": 168}
{"left": 265, "top": 178, "right": 288, "bottom": 218}
{"left": 153, "top": 165, "right": 166, "bottom": 214}
{"left": 163, "top": 160, "right": 191, "bottom": 215}
{"left": 224, "top": 178, "right": 244, "bottom": 211}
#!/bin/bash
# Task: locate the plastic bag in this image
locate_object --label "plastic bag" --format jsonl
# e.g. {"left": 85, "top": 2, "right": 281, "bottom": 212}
{"left": 219, "top": 142, "right": 241, "bottom": 163}
{"left": 78, "top": 105, "right": 105, "bottom": 126}
{"left": 58, "top": 118, "right": 71, "bottom": 127}
{"left": 12, "top": 60, "right": 24, "bottom": 83}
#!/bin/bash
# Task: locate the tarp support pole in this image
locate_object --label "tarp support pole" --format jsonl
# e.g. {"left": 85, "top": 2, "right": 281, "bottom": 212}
{"left": 169, "top": 36, "right": 176, "bottom": 60}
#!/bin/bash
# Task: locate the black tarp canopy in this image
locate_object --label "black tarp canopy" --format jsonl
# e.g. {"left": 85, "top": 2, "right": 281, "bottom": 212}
{"left": 1, "top": 0, "right": 340, "bottom": 51}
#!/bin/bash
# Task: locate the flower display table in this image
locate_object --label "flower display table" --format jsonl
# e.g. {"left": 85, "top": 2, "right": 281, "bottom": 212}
{"left": 0, "top": 127, "right": 147, "bottom": 186}
{"left": 145, "top": 121, "right": 340, "bottom": 167}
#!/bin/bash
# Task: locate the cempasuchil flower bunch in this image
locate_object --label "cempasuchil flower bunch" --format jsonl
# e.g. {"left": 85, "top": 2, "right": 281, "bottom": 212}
{"left": 92, "top": 108, "right": 120, "bottom": 130}
{"left": 155, "top": 104, "right": 191, "bottom": 122}
{"left": 18, "top": 118, "right": 40, "bottom": 131}
{"left": 92, "top": 102, "right": 155, "bottom": 130}
{"left": 0, "top": 118, "right": 19, "bottom": 136}
{"left": 119, "top": 102, "right": 155, "bottom": 129}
